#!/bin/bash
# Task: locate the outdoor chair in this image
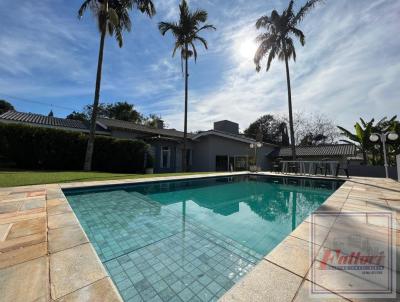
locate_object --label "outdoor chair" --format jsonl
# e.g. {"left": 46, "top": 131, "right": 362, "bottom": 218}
{"left": 335, "top": 160, "right": 350, "bottom": 178}
{"left": 272, "top": 158, "right": 282, "bottom": 173}
{"left": 288, "top": 161, "right": 298, "bottom": 174}
{"left": 314, "top": 158, "right": 331, "bottom": 176}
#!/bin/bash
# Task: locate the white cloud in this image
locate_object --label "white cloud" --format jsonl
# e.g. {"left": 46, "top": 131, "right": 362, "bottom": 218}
{"left": 159, "top": 0, "right": 400, "bottom": 132}
{"left": 0, "top": 0, "right": 399, "bottom": 130}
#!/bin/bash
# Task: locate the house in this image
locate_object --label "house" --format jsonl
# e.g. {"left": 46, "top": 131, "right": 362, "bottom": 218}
{"left": 94, "top": 118, "right": 277, "bottom": 173}
{"left": 275, "top": 144, "right": 357, "bottom": 161}
{"left": 0, "top": 111, "right": 276, "bottom": 173}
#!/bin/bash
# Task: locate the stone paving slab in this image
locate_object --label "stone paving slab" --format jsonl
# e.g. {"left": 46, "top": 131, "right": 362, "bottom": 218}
{"left": 0, "top": 181, "right": 123, "bottom": 302}
{"left": 0, "top": 256, "right": 49, "bottom": 302}
{"left": 50, "top": 243, "right": 108, "bottom": 299}
{"left": 55, "top": 277, "right": 122, "bottom": 302}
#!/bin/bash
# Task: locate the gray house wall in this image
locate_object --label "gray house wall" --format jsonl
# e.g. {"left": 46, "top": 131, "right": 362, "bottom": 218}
{"left": 191, "top": 135, "right": 275, "bottom": 172}
{"left": 109, "top": 128, "right": 275, "bottom": 173}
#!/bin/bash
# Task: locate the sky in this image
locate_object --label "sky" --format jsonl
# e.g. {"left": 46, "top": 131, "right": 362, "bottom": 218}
{"left": 0, "top": 0, "right": 399, "bottom": 132}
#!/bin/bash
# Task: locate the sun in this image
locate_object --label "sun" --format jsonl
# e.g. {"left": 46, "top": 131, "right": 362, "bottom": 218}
{"left": 239, "top": 39, "right": 258, "bottom": 59}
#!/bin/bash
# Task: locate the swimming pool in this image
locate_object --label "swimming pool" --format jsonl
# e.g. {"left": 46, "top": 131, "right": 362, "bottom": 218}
{"left": 65, "top": 175, "right": 343, "bottom": 302}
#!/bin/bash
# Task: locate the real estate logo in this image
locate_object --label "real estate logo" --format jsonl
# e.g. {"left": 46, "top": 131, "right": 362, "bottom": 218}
{"left": 310, "top": 212, "right": 396, "bottom": 299}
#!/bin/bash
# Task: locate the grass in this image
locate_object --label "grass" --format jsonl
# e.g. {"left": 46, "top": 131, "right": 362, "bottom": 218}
{"left": 0, "top": 170, "right": 218, "bottom": 187}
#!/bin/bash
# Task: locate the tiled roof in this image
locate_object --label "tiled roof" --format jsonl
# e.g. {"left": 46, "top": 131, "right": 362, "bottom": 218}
{"left": 0, "top": 111, "right": 108, "bottom": 133}
{"left": 97, "top": 117, "right": 194, "bottom": 139}
{"left": 278, "top": 144, "right": 356, "bottom": 157}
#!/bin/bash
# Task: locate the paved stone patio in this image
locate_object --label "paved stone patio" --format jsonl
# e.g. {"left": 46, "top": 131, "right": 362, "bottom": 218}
{"left": 0, "top": 172, "right": 399, "bottom": 301}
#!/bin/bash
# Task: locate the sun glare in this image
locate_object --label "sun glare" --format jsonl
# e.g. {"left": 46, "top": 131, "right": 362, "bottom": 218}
{"left": 239, "top": 39, "right": 257, "bottom": 60}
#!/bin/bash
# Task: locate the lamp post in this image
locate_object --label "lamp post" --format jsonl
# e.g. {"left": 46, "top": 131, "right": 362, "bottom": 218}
{"left": 250, "top": 142, "right": 262, "bottom": 172}
{"left": 369, "top": 132, "right": 399, "bottom": 178}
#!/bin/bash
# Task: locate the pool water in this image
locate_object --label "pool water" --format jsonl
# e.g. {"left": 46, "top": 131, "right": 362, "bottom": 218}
{"left": 65, "top": 175, "right": 342, "bottom": 302}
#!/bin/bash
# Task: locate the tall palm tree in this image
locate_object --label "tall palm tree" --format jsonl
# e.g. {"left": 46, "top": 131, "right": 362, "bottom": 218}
{"left": 254, "top": 0, "right": 321, "bottom": 160}
{"left": 79, "top": 0, "right": 155, "bottom": 171}
{"left": 158, "top": 0, "right": 215, "bottom": 172}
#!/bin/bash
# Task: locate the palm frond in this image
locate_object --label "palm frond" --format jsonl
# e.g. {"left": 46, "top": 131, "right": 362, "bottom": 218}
{"left": 359, "top": 117, "right": 368, "bottom": 128}
{"left": 135, "top": 0, "right": 156, "bottom": 17}
{"left": 254, "top": 38, "right": 274, "bottom": 72}
{"left": 283, "top": 0, "right": 295, "bottom": 19}
{"left": 172, "top": 41, "right": 181, "bottom": 58}
{"left": 158, "top": 22, "right": 179, "bottom": 36}
{"left": 193, "top": 36, "right": 208, "bottom": 49}
{"left": 266, "top": 46, "right": 277, "bottom": 71}
{"left": 78, "top": 0, "right": 95, "bottom": 18}
{"left": 191, "top": 9, "right": 207, "bottom": 23}
{"left": 196, "top": 24, "right": 216, "bottom": 33}
{"left": 115, "top": 28, "right": 124, "bottom": 47}
{"left": 255, "top": 16, "right": 271, "bottom": 29}
{"left": 337, "top": 126, "right": 359, "bottom": 142}
{"left": 289, "top": 26, "right": 305, "bottom": 45}
{"left": 284, "top": 37, "right": 296, "bottom": 61}
{"left": 292, "top": 0, "right": 322, "bottom": 25}
{"left": 190, "top": 42, "right": 198, "bottom": 62}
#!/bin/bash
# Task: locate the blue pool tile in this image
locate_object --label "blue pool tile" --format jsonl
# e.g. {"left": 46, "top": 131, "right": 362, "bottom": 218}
{"left": 66, "top": 175, "right": 338, "bottom": 302}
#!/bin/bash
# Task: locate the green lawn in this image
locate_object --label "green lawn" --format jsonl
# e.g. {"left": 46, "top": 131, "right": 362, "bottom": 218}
{"left": 0, "top": 170, "right": 217, "bottom": 187}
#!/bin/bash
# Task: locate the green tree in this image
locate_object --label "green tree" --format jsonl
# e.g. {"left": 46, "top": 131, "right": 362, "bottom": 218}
{"left": 254, "top": 0, "right": 321, "bottom": 159}
{"left": 78, "top": 0, "right": 155, "bottom": 171}
{"left": 66, "top": 111, "right": 88, "bottom": 122}
{"left": 0, "top": 100, "right": 14, "bottom": 115}
{"left": 158, "top": 0, "right": 215, "bottom": 172}
{"left": 67, "top": 102, "right": 144, "bottom": 123}
{"left": 105, "top": 101, "right": 143, "bottom": 122}
{"left": 144, "top": 114, "right": 164, "bottom": 128}
{"left": 244, "top": 114, "right": 289, "bottom": 146}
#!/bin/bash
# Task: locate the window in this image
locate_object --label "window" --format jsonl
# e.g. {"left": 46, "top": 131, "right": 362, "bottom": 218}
{"left": 161, "top": 146, "right": 171, "bottom": 168}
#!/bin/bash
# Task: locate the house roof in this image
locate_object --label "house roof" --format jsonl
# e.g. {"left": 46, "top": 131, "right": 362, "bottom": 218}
{"left": 192, "top": 130, "right": 277, "bottom": 146}
{"left": 97, "top": 117, "right": 195, "bottom": 139}
{"left": 0, "top": 111, "right": 109, "bottom": 134}
{"left": 277, "top": 144, "right": 357, "bottom": 158}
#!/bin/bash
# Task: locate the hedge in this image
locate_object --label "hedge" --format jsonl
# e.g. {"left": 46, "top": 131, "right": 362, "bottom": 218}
{"left": 0, "top": 123, "right": 149, "bottom": 173}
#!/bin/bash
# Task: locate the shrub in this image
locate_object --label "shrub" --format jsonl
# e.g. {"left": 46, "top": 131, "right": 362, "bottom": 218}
{"left": 0, "top": 123, "right": 148, "bottom": 173}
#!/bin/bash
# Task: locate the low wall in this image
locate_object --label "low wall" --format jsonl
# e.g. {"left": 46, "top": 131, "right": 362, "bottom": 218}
{"left": 347, "top": 165, "right": 398, "bottom": 179}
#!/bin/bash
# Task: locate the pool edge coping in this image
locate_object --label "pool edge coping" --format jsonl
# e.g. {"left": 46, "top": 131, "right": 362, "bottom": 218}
{"left": 1, "top": 172, "right": 397, "bottom": 301}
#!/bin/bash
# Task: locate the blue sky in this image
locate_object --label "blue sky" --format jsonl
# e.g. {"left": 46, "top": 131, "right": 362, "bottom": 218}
{"left": 0, "top": 0, "right": 399, "bottom": 132}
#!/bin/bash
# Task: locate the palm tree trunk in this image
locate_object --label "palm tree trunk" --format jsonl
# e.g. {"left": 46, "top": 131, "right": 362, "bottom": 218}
{"left": 362, "top": 150, "right": 367, "bottom": 165}
{"left": 83, "top": 28, "right": 106, "bottom": 171}
{"left": 284, "top": 55, "right": 296, "bottom": 160}
{"left": 182, "top": 43, "right": 189, "bottom": 172}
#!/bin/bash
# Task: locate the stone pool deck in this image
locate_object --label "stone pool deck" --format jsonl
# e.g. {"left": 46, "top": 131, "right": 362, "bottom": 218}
{"left": 0, "top": 172, "right": 399, "bottom": 302}
{"left": 221, "top": 174, "right": 400, "bottom": 302}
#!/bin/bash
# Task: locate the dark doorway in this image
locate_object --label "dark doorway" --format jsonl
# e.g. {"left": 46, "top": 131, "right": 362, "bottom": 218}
{"left": 216, "top": 156, "right": 228, "bottom": 171}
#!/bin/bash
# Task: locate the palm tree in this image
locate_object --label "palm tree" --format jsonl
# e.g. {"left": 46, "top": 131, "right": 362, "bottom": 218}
{"left": 158, "top": 0, "right": 215, "bottom": 172}
{"left": 338, "top": 118, "right": 374, "bottom": 164}
{"left": 254, "top": 0, "right": 321, "bottom": 160}
{"left": 339, "top": 116, "right": 399, "bottom": 165}
{"left": 79, "top": 0, "right": 155, "bottom": 171}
